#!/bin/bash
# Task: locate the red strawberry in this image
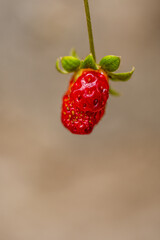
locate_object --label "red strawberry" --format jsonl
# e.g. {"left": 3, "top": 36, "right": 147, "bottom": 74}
{"left": 61, "top": 94, "right": 105, "bottom": 134}
{"left": 70, "top": 69, "right": 109, "bottom": 112}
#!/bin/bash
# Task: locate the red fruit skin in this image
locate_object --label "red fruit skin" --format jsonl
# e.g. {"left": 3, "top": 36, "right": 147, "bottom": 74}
{"left": 94, "top": 107, "right": 105, "bottom": 124}
{"left": 70, "top": 69, "right": 109, "bottom": 112}
{"left": 61, "top": 94, "right": 105, "bottom": 135}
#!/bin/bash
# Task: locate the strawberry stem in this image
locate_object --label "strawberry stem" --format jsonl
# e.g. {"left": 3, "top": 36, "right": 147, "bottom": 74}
{"left": 83, "top": 0, "right": 96, "bottom": 61}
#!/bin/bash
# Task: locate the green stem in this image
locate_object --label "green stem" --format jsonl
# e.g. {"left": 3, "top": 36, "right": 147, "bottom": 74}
{"left": 83, "top": 0, "right": 96, "bottom": 61}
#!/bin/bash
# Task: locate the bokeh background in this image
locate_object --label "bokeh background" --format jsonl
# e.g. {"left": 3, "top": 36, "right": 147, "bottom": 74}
{"left": 0, "top": 0, "right": 160, "bottom": 239}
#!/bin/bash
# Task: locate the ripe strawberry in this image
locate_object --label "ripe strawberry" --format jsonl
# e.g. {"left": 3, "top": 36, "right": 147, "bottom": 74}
{"left": 56, "top": 51, "right": 134, "bottom": 135}
{"left": 70, "top": 69, "right": 109, "bottom": 112}
{"left": 56, "top": 0, "right": 135, "bottom": 135}
{"left": 61, "top": 94, "right": 105, "bottom": 134}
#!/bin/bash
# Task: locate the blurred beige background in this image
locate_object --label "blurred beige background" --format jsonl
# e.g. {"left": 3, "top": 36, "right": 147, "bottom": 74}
{"left": 0, "top": 0, "right": 160, "bottom": 239}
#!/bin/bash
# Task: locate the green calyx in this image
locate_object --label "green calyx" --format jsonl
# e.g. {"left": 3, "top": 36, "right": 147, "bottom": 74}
{"left": 99, "top": 55, "right": 121, "bottom": 72}
{"left": 56, "top": 49, "right": 135, "bottom": 96}
{"left": 108, "top": 67, "right": 135, "bottom": 81}
{"left": 56, "top": 50, "right": 98, "bottom": 74}
{"left": 56, "top": 56, "right": 80, "bottom": 74}
{"left": 109, "top": 87, "right": 121, "bottom": 96}
{"left": 80, "top": 54, "right": 98, "bottom": 70}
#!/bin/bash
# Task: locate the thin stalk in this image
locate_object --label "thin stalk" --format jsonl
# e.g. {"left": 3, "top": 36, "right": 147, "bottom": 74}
{"left": 83, "top": 0, "right": 96, "bottom": 61}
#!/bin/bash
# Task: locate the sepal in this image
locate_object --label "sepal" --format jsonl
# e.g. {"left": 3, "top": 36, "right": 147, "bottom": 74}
{"left": 80, "top": 54, "right": 98, "bottom": 70}
{"left": 70, "top": 48, "right": 79, "bottom": 58}
{"left": 61, "top": 56, "right": 81, "bottom": 72}
{"left": 109, "top": 87, "right": 120, "bottom": 96}
{"left": 99, "top": 55, "right": 121, "bottom": 72}
{"left": 108, "top": 67, "right": 135, "bottom": 81}
{"left": 56, "top": 58, "right": 68, "bottom": 74}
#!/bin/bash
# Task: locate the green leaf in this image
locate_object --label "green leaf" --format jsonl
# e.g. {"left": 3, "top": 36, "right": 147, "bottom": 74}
{"left": 56, "top": 58, "right": 68, "bottom": 74}
{"left": 99, "top": 55, "right": 121, "bottom": 72}
{"left": 80, "top": 54, "right": 98, "bottom": 70}
{"left": 70, "top": 48, "right": 79, "bottom": 58}
{"left": 109, "top": 87, "right": 120, "bottom": 96}
{"left": 61, "top": 56, "right": 81, "bottom": 72}
{"left": 108, "top": 67, "right": 135, "bottom": 81}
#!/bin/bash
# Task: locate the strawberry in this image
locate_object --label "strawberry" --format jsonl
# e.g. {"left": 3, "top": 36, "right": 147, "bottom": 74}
{"left": 70, "top": 69, "right": 109, "bottom": 112}
{"left": 56, "top": 0, "right": 135, "bottom": 135}
{"left": 56, "top": 51, "right": 134, "bottom": 135}
{"left": 61, "top": 94, "right": 105, "bottom": 134}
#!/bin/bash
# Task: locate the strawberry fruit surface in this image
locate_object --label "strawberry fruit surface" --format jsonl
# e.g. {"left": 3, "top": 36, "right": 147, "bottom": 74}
{"left": 61, "top": 93, "right": 105, "bottom": 134}
{"left": 70, "top": 69, "right": 109, "bottom": 112}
